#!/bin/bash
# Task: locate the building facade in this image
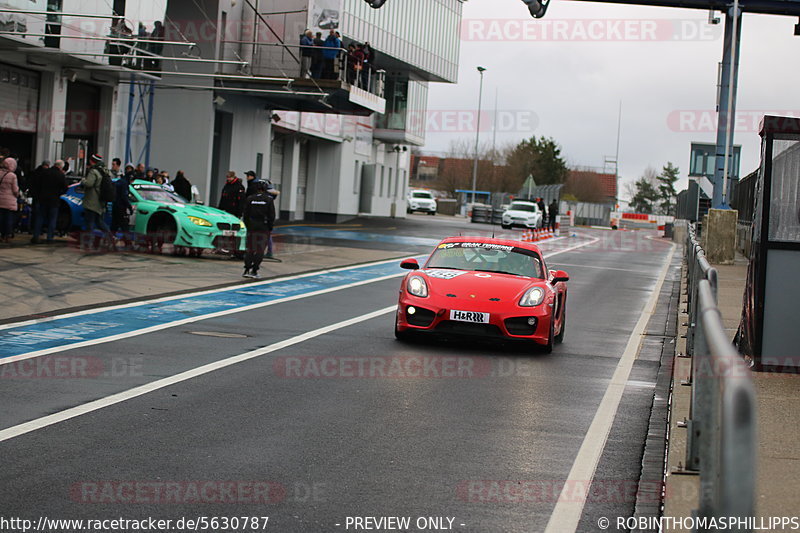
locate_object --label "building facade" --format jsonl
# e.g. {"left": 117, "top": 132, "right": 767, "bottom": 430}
{"left": 0, "top": 0, "right": 464, "bottom": 222}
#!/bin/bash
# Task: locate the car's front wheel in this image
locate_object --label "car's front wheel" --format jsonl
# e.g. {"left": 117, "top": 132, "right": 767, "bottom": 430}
{"left": 394, "top": 315, "right": 412, "bottom": 341}
{"left": 541, "top": 319, "right": 554, "bottom": 354}
{"left": 555, "top": 300, "right": 566, "bottom": 344}
{"left": 501, "top": 223, "right": 511, "bottom": 230}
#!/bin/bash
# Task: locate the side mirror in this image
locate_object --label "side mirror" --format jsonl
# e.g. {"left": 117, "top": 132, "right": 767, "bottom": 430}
{"left": 400, "top": 258, "right": 420, "bottom": 270}
{"left": 551, "top": 269, "right": 569, "bottom": 284}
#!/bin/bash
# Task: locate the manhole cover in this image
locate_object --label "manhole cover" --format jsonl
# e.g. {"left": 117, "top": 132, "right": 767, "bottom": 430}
{"left": 188, "top": 331, "right": 248, "bottom": 338}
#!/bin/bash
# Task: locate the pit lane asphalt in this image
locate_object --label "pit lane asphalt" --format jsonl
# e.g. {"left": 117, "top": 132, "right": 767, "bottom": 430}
{"left": 0, "top": 224, "right": 675, "bottom": 533}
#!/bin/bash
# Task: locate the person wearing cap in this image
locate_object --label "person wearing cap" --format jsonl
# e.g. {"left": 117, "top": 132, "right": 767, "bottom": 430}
{"left": 241, "top": 180, "right": 276, "bottom": 279}
{"left": 81, "top": 154, "right": 112, "bottom": 241}
{"left": 244, "top": 170, "right": 281, "bottom": 261}
{"left": 218, "top": 170, "right": 245, "bottom": 218}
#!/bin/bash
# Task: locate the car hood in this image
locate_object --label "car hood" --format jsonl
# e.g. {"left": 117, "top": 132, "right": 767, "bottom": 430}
{"left": 420, "top": 268, "right": 545, "bottom": 303}
{"left": 504, "top": 209, "right": 539, "bottom": 218}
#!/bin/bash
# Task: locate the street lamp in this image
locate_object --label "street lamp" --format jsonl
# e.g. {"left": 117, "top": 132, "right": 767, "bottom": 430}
{"left": 471, "top": 66, "right": 486, "bottom": 206}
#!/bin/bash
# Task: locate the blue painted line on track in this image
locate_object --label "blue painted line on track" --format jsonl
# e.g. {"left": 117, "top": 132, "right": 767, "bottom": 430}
{"left": 0, "top": 259, "right": 421, "bottom": 360}
{"left": 275, "top": 227, "right": 442, "bottom": 247}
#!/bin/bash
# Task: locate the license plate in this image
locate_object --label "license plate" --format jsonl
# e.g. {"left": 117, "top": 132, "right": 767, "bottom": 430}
{"left": 450, "top": 310, "right": 490, "bottom": 324}
{"left": 222, "top": 230, "right": 235, "bottom": 236}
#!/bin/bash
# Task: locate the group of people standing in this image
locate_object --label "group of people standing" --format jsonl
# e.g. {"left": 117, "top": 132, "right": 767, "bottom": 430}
{"left": 299, "top": 29, "right": 377, "bottom": 89}
{"left": 106, "top": 19, "right": 165, "bottom": 70}
{"left": 535, "top": 197, "right": 560, "bottom": 231}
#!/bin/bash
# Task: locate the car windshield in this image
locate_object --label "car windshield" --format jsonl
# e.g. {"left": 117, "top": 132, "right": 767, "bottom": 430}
{"left": 412, "top": 192, "right": 433, "bottom": 199}
{"left": 426, "top": 242, "right": 544, "bottom": 278}
{"left": 133, "top": 185, "right": 187, "bottom": 204}
{"left": 509, "top": 202, "right": 538, "bottom": 212}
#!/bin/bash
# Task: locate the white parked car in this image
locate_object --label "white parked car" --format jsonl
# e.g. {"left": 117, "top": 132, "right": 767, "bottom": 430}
{"left": 407, "top": 190, "right": 437, "bottom": 215}
{"left": 501, "top": 200, "right": 543, "bottom": 229}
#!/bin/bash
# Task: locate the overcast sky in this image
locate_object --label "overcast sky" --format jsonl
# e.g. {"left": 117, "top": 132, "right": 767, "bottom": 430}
{"left": 423, "top": 0, "right": 800, "bottom": 199}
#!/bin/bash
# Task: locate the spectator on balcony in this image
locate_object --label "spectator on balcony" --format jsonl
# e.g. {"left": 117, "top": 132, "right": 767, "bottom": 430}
{"left": 106, "top": 18, "right": 131, "bottom": 66}
{"left": 145, "top": 20, "right": 165, "bottom": 71}
{"left": 322, "top": 30, "right": 341, "bottom": 80}
{"left": 347, "top": 43, "right": 364, "bottom": 86}
{"left": 311, "top": 32, "right": 325, "bottom": 79}
{"left": 299, "top": 30, "right": 314, "bottom": 78}
{"left": 133, "top": 22, "right": 148, "bottom": 69}
{"left": 358, "top": 43, "right": 373, "bottom": 89}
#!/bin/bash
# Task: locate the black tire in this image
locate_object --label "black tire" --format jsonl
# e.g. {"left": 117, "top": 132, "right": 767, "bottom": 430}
{"left": 394, "top": 315, "right": 412, "bottom": 341}
{"left": 173, "top": 245, "right": 187, "bottom": 256}
{"left": 541, "top": 319, "right": 554, "bottom": 354}
{"left": 428, "top": 211, "right": 436, "bottom": 216}
{"left": 501, "top": 223, "right": 511, "bottom": 230}
{"left": 555, "top": 299, "right": 566, "bottom": 344}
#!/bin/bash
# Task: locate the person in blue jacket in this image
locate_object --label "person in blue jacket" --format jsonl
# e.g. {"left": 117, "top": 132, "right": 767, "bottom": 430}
{"left": 322, "top": 29, "right": 341, "bottom": 80}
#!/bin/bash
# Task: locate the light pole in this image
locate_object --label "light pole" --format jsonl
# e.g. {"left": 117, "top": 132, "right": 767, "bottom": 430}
{"left": 471, "top": 66, "right": 486, "bottom": 205}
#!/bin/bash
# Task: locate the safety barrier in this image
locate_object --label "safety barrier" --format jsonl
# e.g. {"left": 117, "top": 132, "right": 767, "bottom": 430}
{"left": 682, "top": 223, "right": 756, "bottom": 528}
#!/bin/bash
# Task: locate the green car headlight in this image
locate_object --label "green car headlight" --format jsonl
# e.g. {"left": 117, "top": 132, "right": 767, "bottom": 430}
{"left": 188, "top": 216, "right": 212, "bottom": 227}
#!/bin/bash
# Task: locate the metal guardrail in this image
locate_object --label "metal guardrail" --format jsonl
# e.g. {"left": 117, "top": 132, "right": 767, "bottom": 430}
{"left": 683, "top": 223, "right": 756, "bottom": 530}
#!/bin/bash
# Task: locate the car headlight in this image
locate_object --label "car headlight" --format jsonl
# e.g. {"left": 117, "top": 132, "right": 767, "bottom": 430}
{"left": 188, "top": 216, "right": 212, "bottom": 227}
{"left": 519, "top": 286, "right": 545, "bottom": 307}
{"left": 407, "top": 275, "right": 429, "bottom": 298}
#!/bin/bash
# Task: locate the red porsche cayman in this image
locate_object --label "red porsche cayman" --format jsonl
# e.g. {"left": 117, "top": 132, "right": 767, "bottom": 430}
{"left": 394, "top": 237, "right": 569, "bottom": 352}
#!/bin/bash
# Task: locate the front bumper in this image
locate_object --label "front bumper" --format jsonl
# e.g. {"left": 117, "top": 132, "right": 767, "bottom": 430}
{"left": 396, "top": 296, "right": 552, "bottom": 345}
{"left": 173, "top": 227, "right": 247, "bottom": 250}
{"left": 502, "top": 217, "right": 538, "bottom": 228}
{"left": 409, "top": 203, "right": 436, "bottom": 213}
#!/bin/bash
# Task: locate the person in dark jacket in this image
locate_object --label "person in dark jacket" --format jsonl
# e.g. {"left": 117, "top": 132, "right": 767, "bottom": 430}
{"left": 244, "top": 170, "right": 281, "bottom": 262}
{"left": 548, "top": 199, "right": 559, "bottom": 231}
{"left": 536, "top": 197, "right": 546, "bottom": 228}
{"left": 31, "top": 160, "right": 67, "bottom": 243}
{"left": 111, "top": 172, "right": 133, "bottom": 237}
{"left": 171, "top": 170, "right": 192, "bottom": 202}
{"left": 218, "top": 171, "right": 245, "bottom": 218}
{"left": 311, "top": 32, "right": 325, "bottom": 79}
{"left": 28, "top": 160, "right": 50, "bottom": 243}
{"left": 241, "top": 181, "right": 276, "bottom": 279}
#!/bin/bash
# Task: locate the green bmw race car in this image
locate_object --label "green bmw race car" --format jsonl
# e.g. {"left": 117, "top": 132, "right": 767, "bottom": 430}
{"left": 59, "top": 179, "right": 247, "bottom": 256}
{"left": 127, "top": 180, "right": 246, "bottom": 255}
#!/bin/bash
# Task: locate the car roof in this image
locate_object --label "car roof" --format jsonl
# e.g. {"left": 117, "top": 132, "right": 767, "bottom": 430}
{"left": 437, "top": 236, "right": 543, "bottom": 254}
{"left": 509, "top": 200, "right": 536, "bottom": 205}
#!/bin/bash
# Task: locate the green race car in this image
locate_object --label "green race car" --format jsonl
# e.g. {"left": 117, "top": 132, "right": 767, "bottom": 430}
{"left": 127, "top": 180, "right": 246, "bottom": 256}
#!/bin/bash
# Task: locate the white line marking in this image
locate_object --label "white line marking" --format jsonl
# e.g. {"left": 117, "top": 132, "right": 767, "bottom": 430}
{"left": 0, "top": 306, "right": 397, "bottom": 443}
{"left": 543, "top": 242, "right": 676, "bottom": 533}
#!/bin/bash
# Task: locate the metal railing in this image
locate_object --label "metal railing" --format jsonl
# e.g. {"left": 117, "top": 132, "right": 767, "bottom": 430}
{"left": 682, "top": 223, "right": 756, "bottom": 529}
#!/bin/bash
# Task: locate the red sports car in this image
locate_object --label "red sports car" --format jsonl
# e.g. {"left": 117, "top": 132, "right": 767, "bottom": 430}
{"left": 394, "top": 237, "right": 569, "bottom": 352}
